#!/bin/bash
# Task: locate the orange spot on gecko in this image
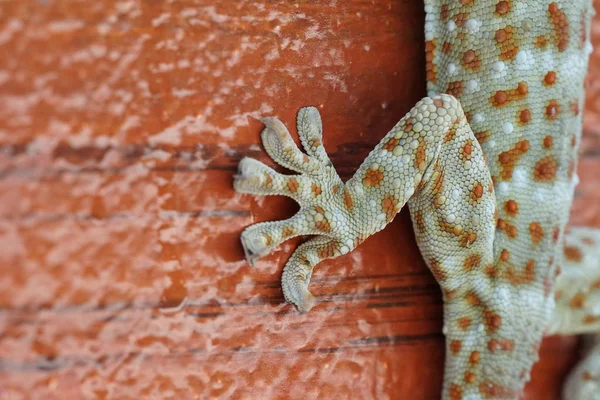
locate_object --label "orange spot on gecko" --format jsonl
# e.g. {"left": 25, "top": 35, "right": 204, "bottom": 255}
{"left": 461, "top": 140, "right": 473, "bottom": 160}
{"left": 564, "top": 245, "right": 583, "bottom": 262}
{"left": 317, "top": 243, "right": 338, "bottom": 258}
{"left": 495, "top": 0, "right": 511, "bottom": 15}
{"left": 493, "top": 91, "right": 507, "bottom": 105}
{"left": 475, "top": 130, "right": 489, "bottom": 143}
{"left": 442, "top": 41, "right": 452, "bottom": 54}
{"left": 432, "top": 169, "right": 445, "bottom": 197}
{"left": 497, "top": 219, "right": 517, "bottom": 238}
{"left": 529, "top": 222, "right": 544, "bottom": 244}
{"left": 311, "top": 183, "right": 322, "bottom": 197}
{"left": 500, "top": 249, "right": 510, "bottom": 262}
{"left": 264, "top": 234, "right": 273, "bottom": 246}
{"left": 484, "top": 310, "right": 502, "bottom": 334}
{"left": 445, "top": 129, "right": 457, "bottom": 142}
{"left": 316, "top": 217, "right": 331, "bottom": 232}
{"left": 470, "top": 351, "right": 480, "bottom": 365}
{"left": 533, "top": 156, "right": 558, "bottom": 181}
{"left": 447, "top": 81, "right": 465, "bottom": 98}
{"left": 544, "top": 71, "right": 557, "bottom": 86}
{"left": 545, "top": 99, "right": 561, "bottom": 120}
{"left": 506, "top": 260, "right": 535, "bottom": 285}
{"left": 363, "top": 168, "right": 384, "bottom": 187}
{"left": 518, "top": 108, "right": 531, "bottom": 125}
{"left": 504, "top": 200, "right": 518, "bottom": 216}
{"left": 429, "top": 259, "right": 448, "bottom": 282}
{"left": 415, "top": 139, "right": 427, "bottom": 171}
{"left": 465, "top": 291, "right": 481, "bottom": 306}
{"left": 548, "top": 2, "right": 569, "bottom": 52}
{"left": 490, "top": 82, "right": 528, "bottom": 108}
{"left": 426, "top": 40, "right": 437, "bottom": 83}
{"left": 458, "top": 317, "right": 472, "bottom": 330}
{"left": 343, "top": 188, "right": 353, "bottom": 210}
{"left": 535, "top": 35, "right": 548, "bottom": 49}
{"left": 454, "top": 13, "right": 469, "bottom": 27}
{"left": 569, "top": 293, "right": 585, "bottom": 308}
{"left": 382, "top": 196, "right": 399, "bottom": 222}
{"left": 465, "top": 371, "right": 477, "bottom": 384}
{"left": 494, "top": 26, "right": 519, "bottom": 60}
{"left": 441, "top": 4, "right": 449, "bottom": 21}
{"left": 449, "top": 384, "right": 463, "bottom": 400}
{"left": 498, "top": 140, "right": 530, "bottom": 180}
{"left": 543, "top": 135, "right": 553, "bottom": 149}
{"left": 460, "top": 232, "right": 478, "bottom": 247}
{"left": 440, "top": 220, "right": 463, "bottom": 236}
{"left": 488, "top": 338, "right": 515, "bottom": 352}
{"left": 486, "top": 264, "right": 502, "bottom": 279}
{"left": 464, "top": 253, "right": 482, "bottom": 271}
{"left": 383, "top": 137, "right": 399, "bottom": 152}
{"left": 264, "top": 173, "right": 273, "bottom": 187}
{"left": 583, "top": 315, "right": 600, "bottom": 324}
{"left": 282, "top": 227, "right": 295, "bottom": 238}
{"left": 470, "top": 182, "right": 484, "bottom": 202}
{"left": 461, "top": 50, "right": 481, "bottom": 71}
{"left": 450, "top": 340, "right": 462, "bottom": 355}
{"left": 287, "top": 178, "right": 299, "bottom": 193}
{"left": 414, "top": 210, "right": 425, "bottom": 233}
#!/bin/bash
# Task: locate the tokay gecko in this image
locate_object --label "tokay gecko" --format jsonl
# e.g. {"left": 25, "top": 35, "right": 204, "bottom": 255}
{"left": 234, "top": 0, "right": 600, "bottom": 398}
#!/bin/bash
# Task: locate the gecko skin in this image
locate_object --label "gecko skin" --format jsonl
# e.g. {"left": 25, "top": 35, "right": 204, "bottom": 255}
{"left": 234, "top": 1, "right": 599, "bottom": 399}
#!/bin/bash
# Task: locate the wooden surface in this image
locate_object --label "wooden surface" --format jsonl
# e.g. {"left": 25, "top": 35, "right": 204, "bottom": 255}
{"left": 0, "top": 1, "right": 599, "bottom": 399}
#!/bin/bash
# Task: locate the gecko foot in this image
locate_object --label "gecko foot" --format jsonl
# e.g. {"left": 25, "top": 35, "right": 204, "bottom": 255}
{"left": 234, "top": 107, "right": 353, "bottom": 311}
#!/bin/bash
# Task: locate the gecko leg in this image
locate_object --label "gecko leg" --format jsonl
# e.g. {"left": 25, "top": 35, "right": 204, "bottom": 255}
{"left": 563, "top": 334, "right": 600, "bottom": 400}
{"left": 544, "top": 228, "right": 600, "bottom": 400}
{"left": 237, "top": 95, "right": 485, "bottom": 314}
{"left": 548, "top": 227, "right": 600, "bottom": 335}
{"left": 236, "top": 96, "right": 549, "bottom": 398}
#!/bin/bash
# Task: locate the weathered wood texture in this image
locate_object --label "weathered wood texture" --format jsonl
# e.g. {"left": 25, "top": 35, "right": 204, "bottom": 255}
{"left": 0, "top": 1, "right": 598, "bottom": 399}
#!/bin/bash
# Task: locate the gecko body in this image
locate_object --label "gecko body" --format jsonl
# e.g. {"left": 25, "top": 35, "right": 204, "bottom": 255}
{"left": 234, "top": 1, "right": 599, "bottom": 399}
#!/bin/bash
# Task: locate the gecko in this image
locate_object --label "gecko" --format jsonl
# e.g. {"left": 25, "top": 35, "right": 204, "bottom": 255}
{"left": 233, "top": 1, "right": 600, "bottom": 399}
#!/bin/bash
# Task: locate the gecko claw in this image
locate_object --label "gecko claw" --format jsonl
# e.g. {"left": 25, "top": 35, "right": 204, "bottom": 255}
{"left": 240, "top": 229, "right": 269, "bottom": 266}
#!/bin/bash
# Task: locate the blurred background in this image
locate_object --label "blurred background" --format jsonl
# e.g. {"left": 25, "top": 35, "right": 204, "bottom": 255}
{"left": 1, "top": 1, "right": 599, "bottom": 399}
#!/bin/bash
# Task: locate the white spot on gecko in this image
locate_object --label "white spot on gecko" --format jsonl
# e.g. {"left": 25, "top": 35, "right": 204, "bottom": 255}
{"left": 513, "top": 168, "right": 528, "bottom": 186}
{"left": 493, "top": 61, "right": 505, "bottom": 72}
{"left": 497, "top": 181, "right": 509, "bottom": 195}
{"left": 466, "top": 79, "right": 478, "bottom": 91}
{"left": 447, "top": 63, "right": 457, "bottom": 75}
{"left": 472, "top": 113, "right": 484, "bottom": 123}
{"left": 465, "top": 19, "right": 481, "bottom": 33}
